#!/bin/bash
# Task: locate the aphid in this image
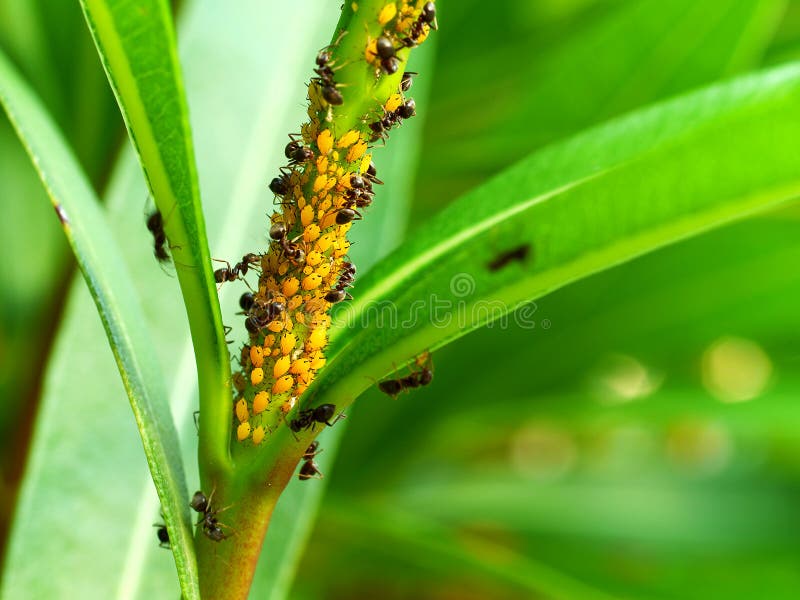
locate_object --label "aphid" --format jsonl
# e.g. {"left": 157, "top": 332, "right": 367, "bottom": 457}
{"left": 154, "top": 524, "right": 170, "bottom": 549}
{"left": 289, "top": 403, "right": 345, "bottom": 433}
{"left": 146, "top": 210, "right": 170, "bottom": 264}
{"left": 190, "top": 490, "right": 229, "bottom": 542}
{"left": 487, "top": 244, "right": 531, "bottom": 272}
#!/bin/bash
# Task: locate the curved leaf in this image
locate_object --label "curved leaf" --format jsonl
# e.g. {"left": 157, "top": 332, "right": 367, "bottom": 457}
{"left": 78, "top": 0, "right": 231, "bottom": 471}
{"left": 0, "top": 51, "right": 199, "bottom": 599}
{"left": 313, "top": 64, "right": 800, "bottom": 412}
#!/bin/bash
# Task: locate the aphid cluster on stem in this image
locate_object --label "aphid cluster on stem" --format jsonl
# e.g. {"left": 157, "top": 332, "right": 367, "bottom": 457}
{"left": 216, "top": 1, "right": 437, "bottom": 452}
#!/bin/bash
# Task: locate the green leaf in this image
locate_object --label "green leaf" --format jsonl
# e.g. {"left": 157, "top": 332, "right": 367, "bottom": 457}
{"left": 78, "top": 0, "right": 231, "bottom": 473}
{"left": 0, "top": 50, "right": 199, "bottom": 599}
{"left": 419, "top": 0, "right": 786, "bottom": 211}
{"left": 312, "top": 64, "right": 800, "bottom": 416}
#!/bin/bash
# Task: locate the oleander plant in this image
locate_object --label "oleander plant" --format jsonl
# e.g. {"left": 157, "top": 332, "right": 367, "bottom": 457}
{"left": 3, "top": 1, "right": 800, "bottom": 599}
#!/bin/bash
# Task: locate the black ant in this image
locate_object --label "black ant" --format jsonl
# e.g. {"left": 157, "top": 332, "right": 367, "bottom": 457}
{"left": 269, "top": 222, "right": 306, "bottom": 263}
{"left": 153, "top": 523, "right": 170, "bottom": 549}
{"left": 298, "top": 441, "right": 324, "bottom": 480}
{"left": 146, "top": 210, "right": 170, "bottom": 264}
{"left": 289, "top": 404, "right": 345, "bottom": 433}
{"left": 364, "top": 161, "right": 383, "bottom": 185}
{"left": 190, "top": 490, "right": 229, "bottom": 542}
{"left": 324, "top": 261, "right": 356, "bottom": 304}
{"left": 244, "top": 297, "right": 286, "bottom": 334}
{"left": 400, "top": 71, "right": 417, "bottom": 92}
{"left": 399, "top": 1, "right": 437, "bottom": 47}
{"left": 285, "top": 134, "right": 314, "bottom": 166}
{"left": 368, "top": 99, "right": 416, "bottom": 142}
{"left": 213, "top": 253, "right": 260, "bottom": 285}
{"left": 487, "top": 244, "right": 531, "bottom": 272}
{"left": 378, "top": 352, "right": 433, "bottom": 398}
{"left": 312, "top": 32, "right": 347, "bottom": 105}
{"left": 269, "top": 171, "right": 291, "bottom": 196}
{"left": 375, "top": 36, "right": 400, "bottom": 74}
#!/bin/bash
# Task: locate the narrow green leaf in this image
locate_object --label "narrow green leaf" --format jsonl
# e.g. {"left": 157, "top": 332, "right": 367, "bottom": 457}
{"left": 78, "top": 0, "right": 231, "bottom": 473}
{"left": 312, "top": 64, "right": 800, "bottom": 415}
{"left": 0, "top": 50, "right": 199, "bottom": 599}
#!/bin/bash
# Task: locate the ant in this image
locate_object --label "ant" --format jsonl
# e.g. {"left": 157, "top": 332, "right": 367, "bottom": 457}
{"left": 269, "top": 222, "right": 306, "bottom": 263}
{"left": 487, "top": 244, "right": 531, "bottom": 272}
{"left": 312, "top": 32, "right": 347, "bottom": 105}
{"left": 399, "top": 1, "right": 437, "bottom": 47}
{"left": 324, "top": 261, "right": 356, "bottom": 304}
{"left": 298, "top": 441, "right": 324, "bottom": 480}
{"left": 364, "top": 161, "right": 383, "bottom": 186}
{"left": 289, "top": 403, "right": 345, "bottom": 433}
{"left": 378, "top": 352, "right": 434, "bottom": 398}
{"left": 343, "top": 173, "right": 375, "bottom": 208}
{"left": 244, "top": 297, "right": 286, "bottom": 334}
{"left": 153, "top": 523, "right": 170, "bottom": 549}
{"left": 146, "top": 210, "right": 170, "bottom": 264}
{"left": 213, "top": 253, "right": 260, "bottom": 285}
{"left": 400, "top": 71, "right": 417, "bottom": 92}
{"left": 368, "top": 99, "right": 416, "bottom": 142}
{"left": 190, "top": 490, "right": 229, "bottom": 542}
{"left": 269, "top": 170, "right": 291, "bottom": 196}
{"left": 375, "top": 36, "right": 400, "bottom": 74}
{"left": 285, "top": 134, "right": 314, "bottom": 166}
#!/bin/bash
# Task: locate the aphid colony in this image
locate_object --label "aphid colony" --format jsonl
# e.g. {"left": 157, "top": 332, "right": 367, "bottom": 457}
{"left": 215, "top": 1, "right": 436, "bottom": 448}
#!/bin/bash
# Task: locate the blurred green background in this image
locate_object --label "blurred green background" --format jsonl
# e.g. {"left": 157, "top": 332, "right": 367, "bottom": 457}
{"left": 3, "top": 1, "right": 800, "bottom": 598}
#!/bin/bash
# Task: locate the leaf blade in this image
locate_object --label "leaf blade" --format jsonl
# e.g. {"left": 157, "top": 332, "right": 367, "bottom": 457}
{"left": 0, "top": 50, "right": 199, "bottom": 599}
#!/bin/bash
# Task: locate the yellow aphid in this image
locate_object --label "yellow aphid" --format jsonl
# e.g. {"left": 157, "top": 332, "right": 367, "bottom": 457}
{"left": 271, "top": 347, "right": 281, "bottom": 357}
{"left": 316, "top": 262, "right": 332, "bottom": 278}
{"left": 250, "top": 367, "right": 264, "bottom": 386}
{"left": 307, "top": 328, "right": 327, "bottom": 351}
{"left": 273, "top": 374, "right": 294, "bottom": 395}
{"left": 385, "top": 92, "right": 403, "bottom": 113}
{"left": 303, "top": 273, "right": 323, "bottom": 290}
{"left": 268, "top": 320, "right": 285, "bottom": 333}
{"left": 249, "top": 346, "right": 264, "bottom": 368}
{"left": 274, "top": 355, "right": 291, "bottom": 378}
{"left": 281, "top": 332, "right": 297, "bottom": 355}
{"left": 294, "top": 311, "right": 306, "bottom": 325}
{"left": 316, "top": 233, "right": 335, "bottom": 253}
{"left": 310, "top": 353, "right": 327, "bottom": 370}
{"left": 337, "top": 129, "right": 361, "bottom": 148}
{"left": 318, "top": 198, "right": 332, "bottom": 213}
{"left": 304, "top": 224, "right": 321, "bottom": 242}
{"left": 252, "top": 426, "right": 265, "bottom": 445}
{"left": 282, "top": 277, "right": 300, "bottom": 298}
{"left": 319, "top": 212, "right": 337, "bottom": 230}
{"left": 280, "top": 396, "right": 296, "bottom": 414}
{"left": 304, "top": 298, "right": 326, "bottom": 313}
{"left": 296, "top": 383, "right": 308, "bottom": 396}
{"left": 301, "top": 204, "right": 315, "bottom": 227}
{"left": 263, "top": 334, "right": 275, "bottom": 349}
{"left": 360, "top": 154, "right": 372, "bottom": 174}
{"left": 288, "top": 295, "right": 303, "bottom": 310}
{"left": 278, "top": 262, "right": 289, "bottom": 276}
{"left": 253, "top": 391, "right": 269, "bottom": 414}
{"left": 237, "top": 422, "right": 251, "bottom": 441}
{"left": 334, "top": 239, "right": 351, "bottom": 258}
{"left": 347, "top": 140, "right": 368, "bottom": 163}
{"left": 317, "top": 129, "right": 333, "bottom": 155}
{"left": 302, "top": 265, "right": 313, "bottom": 276}
{"left": 306, "top": 251, "right": 323, "bottom": 267}
{"left": 313, "top": 173, "right": 328, "bottom": 193}
{"left": 235, "top": 398, "right": 249, "bottom": 423}
{"left": 317, "top": 155, "right": 328, "bottom": 174}
{"left": 378, "top": 2, "right": 397, "bottom": 24}
{"left": 365, "top": 37, "right": 378, "bottom": 62}
{"left": 290, "top": 358, "right": 312, "bottom": 376}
